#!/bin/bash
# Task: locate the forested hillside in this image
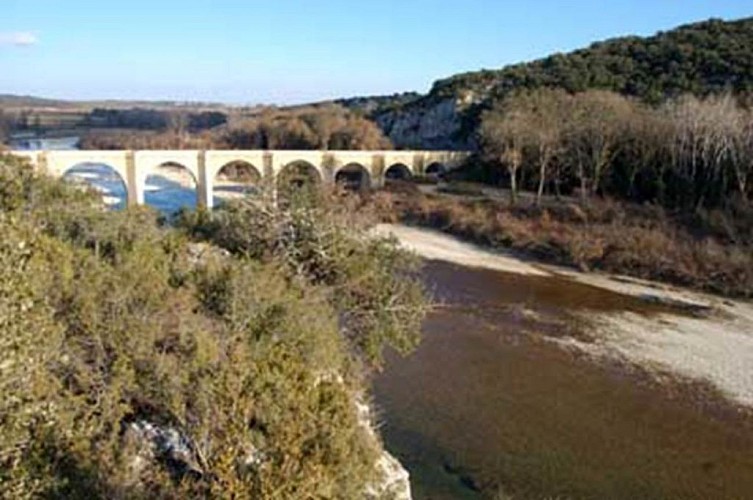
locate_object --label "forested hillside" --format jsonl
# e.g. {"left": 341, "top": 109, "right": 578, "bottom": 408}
{"left": 433, "top": 17, "right": 753, "bottom": 102}
{"left": 370, "top": 17, "right": 753, "bottom": 149}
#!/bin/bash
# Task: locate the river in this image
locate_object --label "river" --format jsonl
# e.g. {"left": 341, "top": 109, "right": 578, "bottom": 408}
{"left": 372, "top": 226, "right": 753, "bottom": 499}
{"left": 9, "top": 137, "right": 753, "bottom": 498}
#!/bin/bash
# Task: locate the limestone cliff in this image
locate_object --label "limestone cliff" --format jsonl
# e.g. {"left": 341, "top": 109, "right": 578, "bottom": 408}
{"left": 374, "top": 91, "right": 483, "bottom": 151}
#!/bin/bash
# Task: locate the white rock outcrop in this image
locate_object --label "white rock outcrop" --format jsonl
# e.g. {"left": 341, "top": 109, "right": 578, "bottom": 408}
{"left": 356, "top": 399, "right": 412, "bottom": 500}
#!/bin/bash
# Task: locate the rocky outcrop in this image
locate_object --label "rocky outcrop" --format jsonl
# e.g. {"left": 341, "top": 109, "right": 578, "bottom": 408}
{"left": 122, "top": 420, "right": 206, "bottom": 487}
{"left": 122, "top": 399, "right": 412, "bottom": 499}
{"left": 123, "top": 370, "right": 412, "bottom": 498}
{"left": 318, "top": 372, "right": 412, "bottom": 500}
{"left": 356, "top": 399, "right": 412, "bottom": 500}
{"left": 375, "top": 91, "right": 483, "bottom": 151}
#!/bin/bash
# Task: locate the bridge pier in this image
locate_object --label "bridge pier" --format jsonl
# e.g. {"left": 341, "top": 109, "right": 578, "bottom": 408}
{"left": 125, "top": 151, "right": 143, "bottom": 206}
{"left": 8, "top": 149, "right": 472, "bottom": 210}
{"left": 197, "top": 150, "right": 212, "bottom": 209}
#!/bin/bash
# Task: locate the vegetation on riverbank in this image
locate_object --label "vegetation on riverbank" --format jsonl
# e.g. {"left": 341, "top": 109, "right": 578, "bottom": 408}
{"left": 477, "top": 89, "right": 753, "bottom": 210}
{"left": 0, "top": 153, "right": 426, "bottom": 498}
{"left": 401, "top": 86, "right": 751, "bottom": 298}
{"left": 76, "top": 103, "right": 392, "bottom": 151}
{"left": 374, "top": 185, "right": 753, "bottom": 298}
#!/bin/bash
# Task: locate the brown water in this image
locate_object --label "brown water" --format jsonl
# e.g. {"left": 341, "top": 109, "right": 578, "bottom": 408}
{"left": 372, "top": 260, "right": 753, "bottom": 499}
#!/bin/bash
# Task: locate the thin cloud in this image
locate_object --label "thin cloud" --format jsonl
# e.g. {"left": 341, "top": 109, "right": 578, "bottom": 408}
{"left": 0, "top": 32, "right": 39, "bottom": 47}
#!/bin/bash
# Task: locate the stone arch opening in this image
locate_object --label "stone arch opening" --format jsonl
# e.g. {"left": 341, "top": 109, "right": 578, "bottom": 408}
{"left": 145, "top": 161, "right": 198, "bottom": 213}
{"left": 213, "top": 160, "right": 263, "bottom": 205}
{"left": 425, "top": 162, "right": 447, "bottom": 178}
{"left": 335, "top": 163, "right": 371, "bottom": 192}
{"left": 385, "top": 163, "right": 413, "bottom": 182}
{"left": 62, "top": 162, "right": 128, "bottom": 209}
{"left": 277, "top": 160, "right": 322, "bottom": 200}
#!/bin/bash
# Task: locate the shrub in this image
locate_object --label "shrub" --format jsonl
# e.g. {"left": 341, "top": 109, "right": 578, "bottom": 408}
{"left": 0, "top": 154, "right": 428, "bottom": 496}
{"left": 179, "top": 189, "right": 428, "bottom": 366}
{"left": 378, "top": 189, "right": 753, "bottom": 297}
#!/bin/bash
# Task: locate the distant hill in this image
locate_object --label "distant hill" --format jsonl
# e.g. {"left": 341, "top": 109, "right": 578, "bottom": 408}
{"left": 0, "top": 94, "right": 80, "bottom": 109}
{"left": 364, "top": 17, "right": 753, "bottom": 149}
{"left": 0, "top": 94, "right": 229, "bottom": 111}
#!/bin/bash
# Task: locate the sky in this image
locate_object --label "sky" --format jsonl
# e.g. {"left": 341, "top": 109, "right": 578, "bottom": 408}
{"left": 2, "top": 1, "right": 752, "bottom": 105}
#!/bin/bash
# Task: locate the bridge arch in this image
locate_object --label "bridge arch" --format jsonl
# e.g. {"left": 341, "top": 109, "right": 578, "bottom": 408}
{"left": 385, "top": 163, "right": 413, "bottom": 181}
{"left": 213, "top": 160, "right": 263, "bottom": 204}
{"left": 335, "top": 162, "right": 371, "bottom": 191}
{"left": 10, "top": 149, "right": 473, "bottom": 209}
{"left": 278, "top": 159, "right": 321, "bottom": 187}
{"left": 62, "top": 162, "right": 128, "bottom": 209}
{"left": 45, "top": 151, "right": 131, "bottom": 195}
{"left": 144, "top": 161, "right": 198, "bottom": 212}
{"left": 425, "top": 162, "right": 447, "bottom": 178}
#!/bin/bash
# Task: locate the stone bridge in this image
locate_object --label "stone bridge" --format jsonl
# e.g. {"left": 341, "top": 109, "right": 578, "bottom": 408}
{"left": 10, "top": 149, "right": 471, "bottom": 208}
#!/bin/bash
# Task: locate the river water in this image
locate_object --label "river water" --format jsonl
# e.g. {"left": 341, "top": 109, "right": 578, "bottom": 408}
{"left": 373, "top": 260, "right": 753, "bottom": 499}
{"left": 10, "top": 137, "right": 753, "bottom": 498}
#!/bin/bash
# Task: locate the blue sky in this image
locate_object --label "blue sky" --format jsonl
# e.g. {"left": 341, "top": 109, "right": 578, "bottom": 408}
{"left": 2, "top": 1, "right": 751, "bottom": 104}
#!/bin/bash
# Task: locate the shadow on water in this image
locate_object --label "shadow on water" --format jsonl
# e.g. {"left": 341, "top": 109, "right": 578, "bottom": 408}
{"left": 373, "top": 260, "right": 753, "bottom": 500}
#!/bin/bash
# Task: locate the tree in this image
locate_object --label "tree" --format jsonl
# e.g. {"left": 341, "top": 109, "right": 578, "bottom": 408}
{"left": 665, "top": 94, "right": 740, "bottom": 209}
{"left": 565, "top": 91, "right": 633, "bottom": 202}
{"left": 168, "top": 110, "right": 190, "bottom": 147}
{"left": 304, "top": 105, "right": 347, "bottom": 150}
{"left": 730, "top": 106, "right": 753, "bottom": 203}
{"left": 0, "top": 110, "right": 9, "bottom": 145}
{"left": 501, "top": 89, "right": 570, "bottom": 204}
{"left": 221, "top": 106, "right": 392, "bottom": 151}
{"left": 332, "top": 114, "right": 392, "bottom": 150}
{"left": 479, "top": 102, "right": 527, "bottom": 204}
{"left": 617, "top": 103, "right": 672, "bottom": 201}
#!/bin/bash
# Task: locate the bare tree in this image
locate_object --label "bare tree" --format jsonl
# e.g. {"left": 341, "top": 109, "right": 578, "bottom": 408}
{"left": 621, "top": 104, "right": 672, "bottom": 200}
{"left": 333, "top": 115, "right": 392, "bottom": 150}
{"left": 480, "top": 104, "right": 526, "bottom": 204}
{"left": 0, "top": 110, "right": 8, "bottom": 145}
{"left": 221, "top": 106, "right": 391, "bottom": 151}
{"left": 666, "top": 94, "right": 740, "bottom": 208}
{"left": 305, "top": 105, "right": 347, "bottom": 150}
{"left": 565, "top": 91, "right": 633, "bottom": 203}
{"left": 168, "top": 110, "right": 190, "bottom": 147}
{"left": 516, "top": 89, "right": 570, "bottom": 204}
{"left": 733, "top": 109, "right": 753, "bottom": 202}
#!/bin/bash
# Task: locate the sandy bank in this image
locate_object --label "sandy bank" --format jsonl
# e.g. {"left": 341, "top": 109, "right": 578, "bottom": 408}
{"left": 373, "top": 224, "right": 549, "bottom": 276}
{"left": 376, "top": 223, "right": 753, "bottom": 408}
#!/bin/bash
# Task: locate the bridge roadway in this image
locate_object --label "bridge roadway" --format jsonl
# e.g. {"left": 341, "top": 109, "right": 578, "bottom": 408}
{"left": 10, "top": 149, "right": 471, "bottom": 208}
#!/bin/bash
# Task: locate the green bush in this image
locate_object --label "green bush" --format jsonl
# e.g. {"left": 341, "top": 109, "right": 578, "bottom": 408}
{"left": 0, "top": 154, "right": 428, "bottom": 497}
{"left": 178, "top": 191, "right": 428, "bottom": 366}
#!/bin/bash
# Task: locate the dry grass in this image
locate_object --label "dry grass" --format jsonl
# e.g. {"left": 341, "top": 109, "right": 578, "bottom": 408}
{"left": 371, "top": 186, "right": 753, "bottom": 298}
